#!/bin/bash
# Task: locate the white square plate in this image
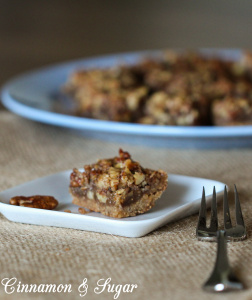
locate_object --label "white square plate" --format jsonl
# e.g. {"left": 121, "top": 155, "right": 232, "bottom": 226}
{"left": 0, "top": 171, "right": 226, "bottom": 237}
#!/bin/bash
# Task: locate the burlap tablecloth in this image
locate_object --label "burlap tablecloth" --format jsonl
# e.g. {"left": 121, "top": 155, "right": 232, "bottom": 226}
{"left": 1, "top": 110, "right": 252, "bottom": 300}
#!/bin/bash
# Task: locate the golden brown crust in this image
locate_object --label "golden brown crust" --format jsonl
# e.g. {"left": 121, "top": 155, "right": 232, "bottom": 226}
{"left": 69, "top": 149, "right": 168, "bottom": 218}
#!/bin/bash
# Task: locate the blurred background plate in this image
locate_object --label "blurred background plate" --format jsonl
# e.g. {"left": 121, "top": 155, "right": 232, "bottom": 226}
{"left": 2, "top": 49, "right": 252, "bottom": 149}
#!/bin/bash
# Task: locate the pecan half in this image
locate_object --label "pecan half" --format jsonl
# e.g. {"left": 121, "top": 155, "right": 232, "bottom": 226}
{"left": 9, "top": 195, "right": 58, "bottom": 210}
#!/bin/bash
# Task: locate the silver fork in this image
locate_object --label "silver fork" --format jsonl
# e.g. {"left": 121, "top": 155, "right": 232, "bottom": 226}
{"left": 196, "top": 185, "right": 247, "bottom": 292}
{"left": 197, "top": 185, "right": 246, "bottom": 242}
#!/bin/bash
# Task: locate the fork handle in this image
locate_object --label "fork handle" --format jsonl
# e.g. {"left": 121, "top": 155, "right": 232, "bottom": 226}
{"left": 214, "top": 230, "right": 230, "bottom": 273}
{"left": 203, "top": 230, "right": 244, "bottom": 292}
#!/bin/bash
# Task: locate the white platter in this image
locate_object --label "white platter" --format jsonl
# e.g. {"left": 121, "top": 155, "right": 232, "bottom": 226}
{"left": 0, "top": 170, "right": 226, "bottom": 237}
{"left": 2, "top": 49, "right": 252, "bottom": 148}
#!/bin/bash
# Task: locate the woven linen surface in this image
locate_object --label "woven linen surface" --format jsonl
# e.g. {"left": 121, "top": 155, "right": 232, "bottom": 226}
{"left": 0, "top": 110, "right": 252, "bottom": 300}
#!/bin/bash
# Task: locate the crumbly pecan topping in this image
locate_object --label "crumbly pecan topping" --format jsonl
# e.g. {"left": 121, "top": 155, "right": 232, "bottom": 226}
{"left": 70, "top": 149, "right": 144, "bottom": 190}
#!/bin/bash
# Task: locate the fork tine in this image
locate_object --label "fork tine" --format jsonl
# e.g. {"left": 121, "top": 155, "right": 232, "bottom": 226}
{"left": 209, "top": 186, "right": 218, "bottom": 231}
{"left": 223, "top": 185, "right": 232, "bottom": 230}
{"left": 234, "top": 185, "right": 245, "bottom": 227}
{"left": 197, "top": 187, "right": 207, "bottom": 229}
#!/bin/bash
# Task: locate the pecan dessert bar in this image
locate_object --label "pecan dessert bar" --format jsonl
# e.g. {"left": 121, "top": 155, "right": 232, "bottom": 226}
{"left": 64, "top": 66, "right": 148, "bottom": 122}
{"left": 212, "top": 97, "right": 252, "bottom": 126}
{"left": 64, "top": 50, "right": 252, "bottom": 126}
{"left": 69, "top": 149, "right": 168, "bottom": 218}
{"left": 139, "top": 91, "right": 209, "bottom": 126}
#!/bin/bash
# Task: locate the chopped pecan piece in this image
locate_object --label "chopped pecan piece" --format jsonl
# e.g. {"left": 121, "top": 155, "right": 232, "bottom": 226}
{"left": 78, "top": 207, "right": 88, "bottom": 214}
{"left": 9, "top": 195, "right": 58, "bottom": 210}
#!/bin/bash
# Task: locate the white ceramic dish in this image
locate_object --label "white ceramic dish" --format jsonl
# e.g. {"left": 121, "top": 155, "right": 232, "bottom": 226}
{"left": 0, "top": 170, "right": 226, "bottom": 237}
{"left": 2, "top": 49, "right": 252, "bottom": 148}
